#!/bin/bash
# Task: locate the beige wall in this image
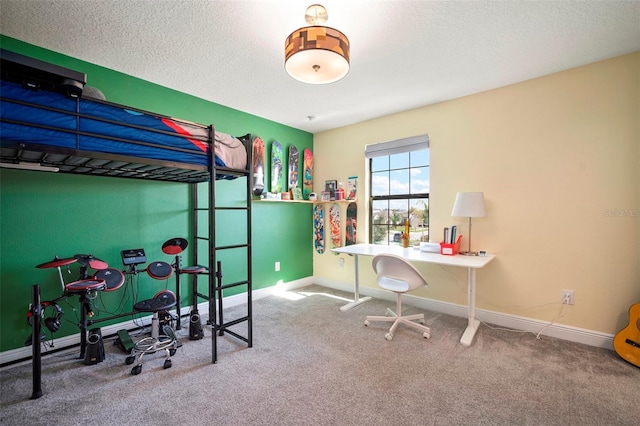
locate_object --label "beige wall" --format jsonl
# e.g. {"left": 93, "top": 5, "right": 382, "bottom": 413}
{"left": 313, "top": 52, "right": 640, "bottom": 335}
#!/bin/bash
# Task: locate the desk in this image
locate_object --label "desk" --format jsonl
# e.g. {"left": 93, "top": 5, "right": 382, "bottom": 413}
{"left": 332, "top": 244, "right": 495, "bottom": 346}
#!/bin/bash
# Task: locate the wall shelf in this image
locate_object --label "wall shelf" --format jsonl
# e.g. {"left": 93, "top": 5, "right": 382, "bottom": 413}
{"left": 253, "top": 198, "right": 313, "bottom": 204}
{"left": 314, "top": 199, "right": 356, "bottom": 204}
{"left": 253, "top": 198, "right": 356, "bottom": 204}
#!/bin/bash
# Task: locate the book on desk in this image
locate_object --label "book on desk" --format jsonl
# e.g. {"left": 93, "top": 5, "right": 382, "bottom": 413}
{"left": 443, "top": 225, "right": 457, "bottom": 244}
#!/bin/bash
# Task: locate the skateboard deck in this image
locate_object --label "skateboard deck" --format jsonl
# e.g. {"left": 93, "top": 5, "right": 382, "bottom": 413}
{"left": 345, "top": 202, "right": 357, "bottom": 246}
{"left": 271, "top": 140, "right": 283, "bottom": 193}
{"left": 313, "top": 204, "right": 325, "bottom": 254}
{"left": 329, "top": 203, "right": 341, "bottom": 254}
{"left": 288, "top": 144, "right": 299, "bottom": 189}
{"left": 303, "top": 148, "right": 313, "bottom": 200}
{"left": 251, "top": 136, "right": 265, "bottom": 196}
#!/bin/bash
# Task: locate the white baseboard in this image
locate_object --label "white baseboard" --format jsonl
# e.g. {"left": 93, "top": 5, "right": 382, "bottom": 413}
{"left": 313, "top": 277, "right": 615, "bottom": 350}
{"left": 1, "top": 275, "right": 612, "bottom": 366}
{"left": 187, "top": 277, "right": 314, "bottom": 315}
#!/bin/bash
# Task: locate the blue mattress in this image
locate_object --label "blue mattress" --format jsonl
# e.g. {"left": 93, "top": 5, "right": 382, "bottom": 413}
{"left": 0, "top": 80, "right": 229, "bottom": 169}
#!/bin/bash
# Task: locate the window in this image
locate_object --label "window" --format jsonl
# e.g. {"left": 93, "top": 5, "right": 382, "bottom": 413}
{"left": 367, "top": 135, "right": 429, "bottom": 245}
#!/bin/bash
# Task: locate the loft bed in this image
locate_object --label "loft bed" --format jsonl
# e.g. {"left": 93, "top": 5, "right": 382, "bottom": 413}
{"left": 0, "top": 84, "right": 248, "bottom": 183}
{"left": 0, "top": 49, "right": 248, "bottom": 182}
{"left": 0, "top": 50, "right": 253, "bottom": 380}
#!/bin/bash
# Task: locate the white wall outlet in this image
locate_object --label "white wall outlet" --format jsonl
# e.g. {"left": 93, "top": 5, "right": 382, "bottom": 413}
{"left": 339, "top": 258, "right": 344, "bottom": 268}
{"left": 275, "top": 261, "right": 280, "bottom": 272}
{"left": 562, "top": 290, "right": 574, "bottom": 305}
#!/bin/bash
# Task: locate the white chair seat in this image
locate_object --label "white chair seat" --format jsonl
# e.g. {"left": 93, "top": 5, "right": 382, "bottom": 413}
{"left": 364, "top": 253, "right": 431, "bottom": 341}
{"left": 377, "top": 276, "right": 410, "bottom": 293}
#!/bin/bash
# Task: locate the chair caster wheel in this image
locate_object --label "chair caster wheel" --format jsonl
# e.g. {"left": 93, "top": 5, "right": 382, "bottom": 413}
{"left": 423, "top": 332, "right": 430, "bottom": 339}
{"left": 169, "top": 348, "right": 176, "bottom": 356}
{"left": 125, "top": 356, "right": 135, "bottom": 365}
{"left": 385, "top": 333, "right": 393, "bottom": 341}
{"left": 419, "top": 319, "right": 426, "bottom": 324}
{"left": 131, "top": 365, "right": 142, "bottom": 375}
{"left": 364, "top": 320, "right": 370, "bottom": 327}
{"left": 163, "top": 359, "right": 172, "bottom": 369}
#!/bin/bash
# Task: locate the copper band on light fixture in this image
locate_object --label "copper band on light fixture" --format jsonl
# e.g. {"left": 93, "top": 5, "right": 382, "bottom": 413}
{"left": 284, "top": 6, "right": 350, "bottom": 84}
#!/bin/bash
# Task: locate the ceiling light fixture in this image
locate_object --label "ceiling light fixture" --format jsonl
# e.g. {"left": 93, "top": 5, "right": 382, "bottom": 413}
{"left": 284, "top": 4, "right": 350, "bottom": 84}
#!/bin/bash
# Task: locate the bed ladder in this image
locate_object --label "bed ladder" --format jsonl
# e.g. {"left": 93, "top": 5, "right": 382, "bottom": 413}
{"left": 191, "top": 131, "right": 253, "bottom": 363}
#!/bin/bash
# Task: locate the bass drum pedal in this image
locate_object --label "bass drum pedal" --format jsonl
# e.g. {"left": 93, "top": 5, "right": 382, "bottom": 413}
{"left": 115, "top": 329, "right": 134, "bottom": 354}
{"left": 189, "top": 311, "right": 204, "bottom": 340}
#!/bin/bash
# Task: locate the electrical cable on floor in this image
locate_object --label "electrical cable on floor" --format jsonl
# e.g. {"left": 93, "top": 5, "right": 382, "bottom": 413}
{"left": 534, "top": 300, "right": 568, "bottom": 339}
{"left": 478, "top": 300, "right": 568, "bottom": 339}
{"left": 437, "top": 262, "right": 574, "bottom": 340}
{"left": 478, "top": 319, "right": 532, "bottom": 334}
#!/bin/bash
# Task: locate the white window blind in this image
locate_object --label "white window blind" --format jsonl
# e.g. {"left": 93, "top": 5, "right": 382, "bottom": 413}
{"left": 364, "top": 134, "right": 429, "bottom": 159}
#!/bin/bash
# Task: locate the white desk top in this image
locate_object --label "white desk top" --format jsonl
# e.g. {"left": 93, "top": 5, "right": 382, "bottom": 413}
{"left": 332, "top": 244, "right": 495, "bottom": 269}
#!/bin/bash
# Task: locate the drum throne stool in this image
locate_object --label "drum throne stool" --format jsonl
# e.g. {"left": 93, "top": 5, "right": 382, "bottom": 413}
{"left": 125, "top": 291, "right": 178, "bottom": 375}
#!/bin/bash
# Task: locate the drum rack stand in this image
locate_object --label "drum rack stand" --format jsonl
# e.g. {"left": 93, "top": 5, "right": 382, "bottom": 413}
{"left": 29, "top": 283, "right": 107, "bottom": 399}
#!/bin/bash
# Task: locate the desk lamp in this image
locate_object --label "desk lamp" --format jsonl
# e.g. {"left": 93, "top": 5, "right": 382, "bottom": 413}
{"left": 451, "top": 192, "right": 486, "bottom": 256}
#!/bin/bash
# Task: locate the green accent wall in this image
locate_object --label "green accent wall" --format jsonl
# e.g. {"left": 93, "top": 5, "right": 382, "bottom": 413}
{"left": 0, "top": 36, "right": 313, "bottom": 354}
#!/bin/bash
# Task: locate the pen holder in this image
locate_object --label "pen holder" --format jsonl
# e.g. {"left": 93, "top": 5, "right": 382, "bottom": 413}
{"left": 440, "top": 235, "right": 462, "bottom": 255}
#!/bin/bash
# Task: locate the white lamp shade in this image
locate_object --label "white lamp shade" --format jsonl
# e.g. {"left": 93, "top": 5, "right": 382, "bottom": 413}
{"left": 451, "top": 192, "right": 486, "bottom": 218}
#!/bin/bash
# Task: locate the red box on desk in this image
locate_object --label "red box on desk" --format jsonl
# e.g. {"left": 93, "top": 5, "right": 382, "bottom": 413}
{"left": 440, "top": 235, "right": 462, "bottom": 255}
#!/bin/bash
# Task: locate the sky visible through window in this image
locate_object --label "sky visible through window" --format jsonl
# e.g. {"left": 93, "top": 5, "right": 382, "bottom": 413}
{"left": 371, "top": 149, "right": 429, "bottom": 244}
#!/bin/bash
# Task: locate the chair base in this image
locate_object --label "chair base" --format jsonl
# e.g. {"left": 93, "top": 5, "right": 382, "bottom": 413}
{"left": 364, "top": 305, "right": 431, "bottom": 341}
{"left": 125, "top": 314, "right": 178, "bottom": 375}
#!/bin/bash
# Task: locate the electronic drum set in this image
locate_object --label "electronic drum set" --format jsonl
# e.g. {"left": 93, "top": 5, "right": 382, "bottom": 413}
{"left": 31, "top": 237, "right": 206, "bottom": 365}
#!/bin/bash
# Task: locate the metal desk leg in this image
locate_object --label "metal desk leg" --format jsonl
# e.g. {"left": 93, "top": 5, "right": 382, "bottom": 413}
{"left": 460, "top": 267, "right": 480, "bottom": 346}
{"left": 340, "top": 254, "right": 371, "bottom": 312}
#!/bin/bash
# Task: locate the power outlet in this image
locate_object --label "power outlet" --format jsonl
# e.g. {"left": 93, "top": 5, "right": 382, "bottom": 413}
{"left": 562, "top": 290, "right": 574, "bottom": 305}
{"left": 339, "top": 258, "right": 345, "bottom": 269}
{"left": 275, "top": 261, "right": 280, "bottom": 272}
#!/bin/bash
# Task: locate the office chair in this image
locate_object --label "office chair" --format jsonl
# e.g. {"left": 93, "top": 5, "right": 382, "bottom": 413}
{"left": 364, "top": 253, "right": 431, "bottom": 341}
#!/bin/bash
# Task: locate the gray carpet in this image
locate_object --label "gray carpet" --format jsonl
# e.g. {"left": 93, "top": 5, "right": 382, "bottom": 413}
{"left": 1, "top": 285, "right": 638, "bottom": 425}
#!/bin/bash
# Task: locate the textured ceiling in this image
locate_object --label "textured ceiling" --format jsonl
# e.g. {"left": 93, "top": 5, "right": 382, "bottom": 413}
{"left": 1, "top": 1, "right": 638, "bottom": 134}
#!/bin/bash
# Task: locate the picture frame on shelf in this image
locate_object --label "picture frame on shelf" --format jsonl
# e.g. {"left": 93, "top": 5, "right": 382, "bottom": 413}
{"left": 325, "top": 180, "right": 337, "bottom": 201}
